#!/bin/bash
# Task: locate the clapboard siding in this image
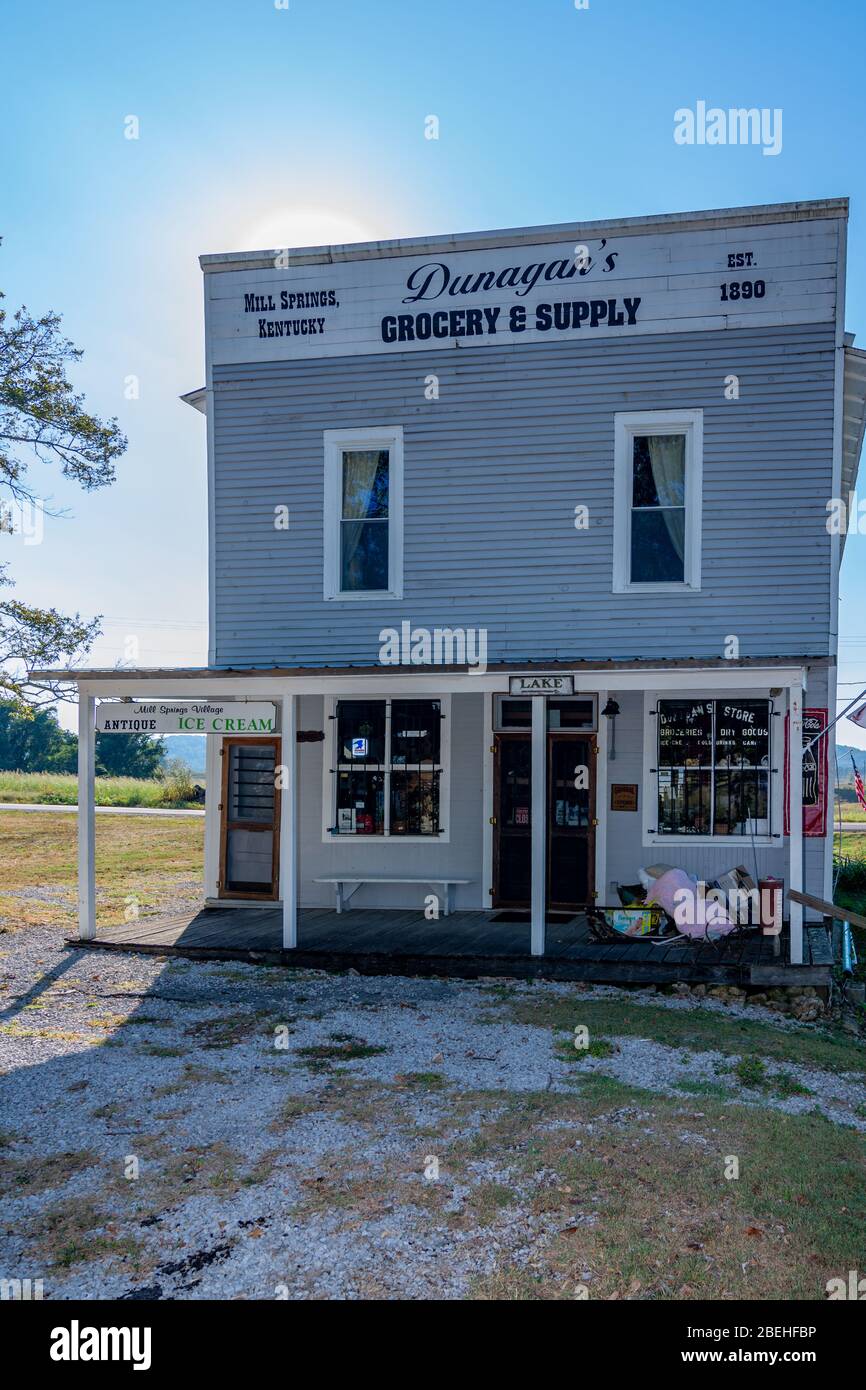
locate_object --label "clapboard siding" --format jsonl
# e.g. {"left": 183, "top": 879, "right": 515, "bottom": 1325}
{"left": 211, "top": 324, "right": 835, "bottom": 668}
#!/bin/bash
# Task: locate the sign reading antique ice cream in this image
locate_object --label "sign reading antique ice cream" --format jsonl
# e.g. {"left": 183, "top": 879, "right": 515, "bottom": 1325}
{"left": 95, "top": 702, "right": 277, "bottom": 734}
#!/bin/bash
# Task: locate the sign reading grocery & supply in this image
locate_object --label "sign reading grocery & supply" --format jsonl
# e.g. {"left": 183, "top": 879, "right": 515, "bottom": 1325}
{"left": 206, "top": 215, "right": 841, "bottom": 365}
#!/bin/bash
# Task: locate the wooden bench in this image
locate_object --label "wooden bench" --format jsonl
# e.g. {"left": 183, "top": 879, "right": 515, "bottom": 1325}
{"left": 313, "top": 875, "right": 472, "bottom": 916}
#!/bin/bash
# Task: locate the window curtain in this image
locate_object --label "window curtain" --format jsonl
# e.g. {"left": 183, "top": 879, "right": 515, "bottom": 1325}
{"left": 341, "top": 450, "right": 387, "bottom": 583}
{"left": 647, "top": 435, "right": 686, "bottom": 561}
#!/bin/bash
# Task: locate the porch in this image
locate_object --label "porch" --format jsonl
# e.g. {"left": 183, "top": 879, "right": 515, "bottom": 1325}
{"left": 69, "top": 905, "right": 834, "bottom": 987}
{"left": 31, "top": 657, "right": 829, "bottom": 975}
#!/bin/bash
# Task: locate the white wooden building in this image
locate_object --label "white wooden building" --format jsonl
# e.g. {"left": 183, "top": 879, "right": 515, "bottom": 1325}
{"left": 37, "top": 198, "right": 866, "bottom": 972}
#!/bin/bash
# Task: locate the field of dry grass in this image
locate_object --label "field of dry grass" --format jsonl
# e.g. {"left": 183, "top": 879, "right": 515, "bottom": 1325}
{"left": 0, "top": 810, "right": 204, "bottom": 932}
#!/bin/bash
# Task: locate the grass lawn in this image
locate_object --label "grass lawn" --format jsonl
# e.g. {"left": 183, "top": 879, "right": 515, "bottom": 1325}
{"left": 833, "top": 831, "right": 866, "bottom": 974}
{"left": 502, "top": 994, "right": 866, "bottom": 1074}
{"left": 0, "top": 811, "right": 204, "bottom": 931}
{"left": 0, "top": 770, "right": 203, "bottom": 810}
{"left": 464, "top": 1076, "right": 866, "bottom": 1300}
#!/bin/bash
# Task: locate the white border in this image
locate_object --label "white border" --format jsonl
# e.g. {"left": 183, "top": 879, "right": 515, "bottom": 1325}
{"left": 613, "top": 409, "right": 703, "bottom": 594}
{"left": 323, "top": 426, "right": 404, "bottom": 601}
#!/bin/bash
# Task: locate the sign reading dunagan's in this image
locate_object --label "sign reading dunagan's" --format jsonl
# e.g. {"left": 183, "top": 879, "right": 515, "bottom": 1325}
{"left": 95, "top": 702, "right": 277, "bottom": 734}
{"left": 205, "top": 209, "right": 841, "bottom": 366}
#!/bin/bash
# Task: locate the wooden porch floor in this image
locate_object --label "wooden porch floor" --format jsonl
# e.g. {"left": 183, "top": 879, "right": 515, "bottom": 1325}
{"left": 70, "top": 906, "right": 834, "bottom": 987}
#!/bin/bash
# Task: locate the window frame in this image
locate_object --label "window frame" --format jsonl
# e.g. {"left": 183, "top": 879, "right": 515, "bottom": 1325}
{"left": 323, "top": 426, "right": 404, "bottom": 601}
{"left": 641, "top": 689, "right": 781, "bottom": 848}
{"left": 613, "top": 409, "right": 703, "bottom": 594}
{"left": 321, "top": 693, "right": 451, "bottom": 844}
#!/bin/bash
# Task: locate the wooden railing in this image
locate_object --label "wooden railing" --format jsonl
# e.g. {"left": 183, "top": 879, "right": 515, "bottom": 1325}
{"left": 787, "top": 889, "right": 866, "bottom": 929}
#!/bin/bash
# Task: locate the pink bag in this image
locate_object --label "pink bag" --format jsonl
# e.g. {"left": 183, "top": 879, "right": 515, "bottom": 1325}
{"left": 647, "top": 868, "right": 736, "bottom": 939}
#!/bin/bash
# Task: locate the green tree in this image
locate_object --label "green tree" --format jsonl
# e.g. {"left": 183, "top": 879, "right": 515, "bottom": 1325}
{"left": 95, "top": 731, "right": 165, "bottom": 779}
{"left": 1, "top": 240, "right": 126, "bottom": 708}
{"left": 0, "top": 698, "right": 77, "bottom": 771}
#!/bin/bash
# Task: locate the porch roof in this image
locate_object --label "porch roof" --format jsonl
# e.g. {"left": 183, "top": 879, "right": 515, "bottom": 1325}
{"left": 31, "top": 655, "right": 822, "bottom": 685}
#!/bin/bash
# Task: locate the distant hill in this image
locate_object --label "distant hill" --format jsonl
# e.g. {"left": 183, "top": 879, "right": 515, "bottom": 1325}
{"left": 156, "top": 737, "right": 866, "bottom": 787}
{"left": 836, "top": 744, "right": 866, "bottom": 784}
{"left": 161, "top": 735, "right": 206, "bottom": 775}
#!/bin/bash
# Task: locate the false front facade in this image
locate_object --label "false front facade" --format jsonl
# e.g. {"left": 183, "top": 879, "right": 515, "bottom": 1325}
{"left": 46, "top": 198, "right": 866, "bottom": 966}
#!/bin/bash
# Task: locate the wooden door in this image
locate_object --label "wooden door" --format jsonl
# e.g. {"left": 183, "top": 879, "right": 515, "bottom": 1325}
{"left": 547, "top": 733, "right": 596, "bottom": 910}
{"left": 492, "top": 733, "right": 532, "bottom": 907}
{"left": 218, "top": 736, "right": 281, "bottom": 900}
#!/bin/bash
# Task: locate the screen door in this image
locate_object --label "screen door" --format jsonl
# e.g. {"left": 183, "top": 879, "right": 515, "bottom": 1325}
{"left": 218, "top": 737, "right": 280, "bottom": 900}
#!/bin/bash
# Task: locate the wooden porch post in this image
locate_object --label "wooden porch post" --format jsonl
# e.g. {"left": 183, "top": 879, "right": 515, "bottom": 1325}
{"left": 279, "top": 693, "right": 298, "bottom": 949}
{"left": 530, "top": 695, "right": 546, "bottom": 956}
{"left": 594, "top": 687, "right": 608, "bottom": 911}
{"left": 788, "top": 685, "right": 804, "bottom": 965}
{"left": 77, "top": 691, "right": 96, "bottom": 940}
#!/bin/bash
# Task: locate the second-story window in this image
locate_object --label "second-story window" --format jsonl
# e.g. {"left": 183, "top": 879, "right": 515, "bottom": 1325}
{"left": 324, "top": 427, "right": 404, "bottom": 599}
{"left": 613, "top": 409, "right": 703, "bottom": 592}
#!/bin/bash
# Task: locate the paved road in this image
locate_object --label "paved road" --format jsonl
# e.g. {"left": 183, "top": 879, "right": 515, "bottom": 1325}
{"left": 0, "top": 802, "right": 205, "bottom": 818}
{"left": 1, "top": 801, "right": 863, "bottom": 828}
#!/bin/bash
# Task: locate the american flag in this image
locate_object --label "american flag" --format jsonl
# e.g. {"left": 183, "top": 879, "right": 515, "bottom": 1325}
{"left": 853, "top": 754, "right": 866, "bottom": 812}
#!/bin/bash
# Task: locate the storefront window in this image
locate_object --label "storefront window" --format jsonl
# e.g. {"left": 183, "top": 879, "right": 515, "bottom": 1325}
{"left": 332, "top": 698, "right": 443, "bottom": 836}
{"left": 657, "top": 699, "right": 771, "bottom": 836}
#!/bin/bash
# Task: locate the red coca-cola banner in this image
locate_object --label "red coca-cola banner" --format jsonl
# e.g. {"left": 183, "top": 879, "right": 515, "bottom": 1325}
{"left": 784, "top": 707, "right": 828, "bottom": 837}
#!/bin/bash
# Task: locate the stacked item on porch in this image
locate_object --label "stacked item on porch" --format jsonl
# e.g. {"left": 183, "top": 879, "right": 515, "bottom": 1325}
{"left": 639, "top": 865, "right": 736, "bottom": 940}
{"left": 588, "top": 863, "right": 763, "bottom": 943}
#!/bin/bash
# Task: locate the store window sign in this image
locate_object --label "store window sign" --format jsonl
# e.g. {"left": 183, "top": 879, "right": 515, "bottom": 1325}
{"left": 95, "top": 702, "right": 276, "bottom": 734}
{"left": 509, "top": 675, "right": 575, "bottom": 696}
{"left": 784, "top": 708, "right": 828, "bottom": 837}
{"left": 351, "top": 737, "right": 369, "bottom": 758}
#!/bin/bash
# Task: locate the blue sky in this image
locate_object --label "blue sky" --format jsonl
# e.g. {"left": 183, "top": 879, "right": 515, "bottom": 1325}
{"left": 3, "top": 0, "right": 866, "bottom": 740}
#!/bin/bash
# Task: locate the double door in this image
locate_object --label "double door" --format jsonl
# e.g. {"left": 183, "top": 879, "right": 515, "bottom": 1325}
{"left": 492, "top": 732, "right": 595, "bottom": 911}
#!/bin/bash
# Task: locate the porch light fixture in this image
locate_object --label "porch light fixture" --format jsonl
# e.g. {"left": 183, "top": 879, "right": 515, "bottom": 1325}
{"left": 602, "top": 697, "right": 621, "bottom": 761}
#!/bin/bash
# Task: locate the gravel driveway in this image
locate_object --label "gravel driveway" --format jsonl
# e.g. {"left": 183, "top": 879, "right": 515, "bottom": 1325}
{"left": 1, "top": 928, "right": 864, "bottom": 1300}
